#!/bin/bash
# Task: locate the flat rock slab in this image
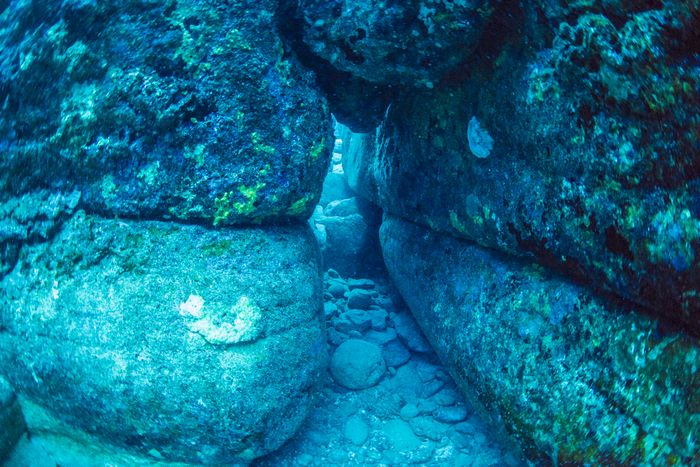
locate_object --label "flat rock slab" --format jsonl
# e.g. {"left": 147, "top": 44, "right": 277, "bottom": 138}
{"left": 380, "top": 215, "right": 700, "bottom": 464}
{"left": 0, "top": 213, "right": 326, "bottom": 464}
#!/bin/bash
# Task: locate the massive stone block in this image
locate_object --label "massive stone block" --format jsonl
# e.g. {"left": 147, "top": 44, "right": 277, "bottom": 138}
{"left": 0, "top": 0, "right": 333, "bottom": 225}
{"left": 0, "top": 213, "right": 326, "bottom": 464}
{"left": 345, "top": 1, "right": 700, "bottom": 331}
{"left": 380, "top": 215, "right": 699, "bottom": 464}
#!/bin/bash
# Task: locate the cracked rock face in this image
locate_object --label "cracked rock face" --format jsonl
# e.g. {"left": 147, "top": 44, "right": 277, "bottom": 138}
{"left": 0, "top": 213, "right": 326, "bottom": 464}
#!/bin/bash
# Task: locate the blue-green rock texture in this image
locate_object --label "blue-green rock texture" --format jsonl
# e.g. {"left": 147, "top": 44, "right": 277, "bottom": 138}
{"left": 0, "top": 213, "right": 326, "bottom": 464}
{"left": 0, "top": 0, "right": 333, "bottom": 463}
{"left": 295, "top": 0, "right": 490, "bottom": 87}
{"left": 343, "top": 0, "right": 700, "bottom": 333}
{"left": 380, "top": 215, "right": 699, "bottom": 465}
{"left": 0, "top": 377, "right": 25, "bottom": 461}
{"left": 0, "top": 0, "right": 332, "bottom": 226}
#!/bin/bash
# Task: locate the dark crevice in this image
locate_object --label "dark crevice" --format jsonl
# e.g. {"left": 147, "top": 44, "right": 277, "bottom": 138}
{"left": 275, "top": 0, "right": 392, "bottom": 132}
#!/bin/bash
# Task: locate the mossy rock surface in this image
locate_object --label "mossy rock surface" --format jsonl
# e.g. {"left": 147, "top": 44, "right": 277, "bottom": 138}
{"left": 0, "top": 213, "right": 326, "bottom": 464}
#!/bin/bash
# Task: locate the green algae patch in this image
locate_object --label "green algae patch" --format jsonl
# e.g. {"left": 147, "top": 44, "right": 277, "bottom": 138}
{"left": 309, "top": 137, "right": 327, "bottom": 161}
{"left": 213, "top": 182, "right": 266, "bottom": 225}
{"left": 287, "top": 194, "right": 315, "bottom": 216}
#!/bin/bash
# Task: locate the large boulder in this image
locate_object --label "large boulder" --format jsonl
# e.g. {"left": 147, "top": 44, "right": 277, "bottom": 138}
{"left": 345, "top": 1, "right": 700, "bottom": 332}
{"left": 0, "top": 213, "right": 326, "bottom": 464}
{"left": 0, "top": 0, "right": 332, "bottom": 225}
{"left": 380, "top": 215, "right": 700, "bottom": 464}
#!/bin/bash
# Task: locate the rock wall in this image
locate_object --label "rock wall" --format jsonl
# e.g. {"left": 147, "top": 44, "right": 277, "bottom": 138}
{"left": 0, "top": 0, "right": 331, "bottom": 463}
{"left": 381, "top": 215, "right": 699, "bottom": 465}
{"left": 343, "top": 1, "right": 700, "bottom": 332}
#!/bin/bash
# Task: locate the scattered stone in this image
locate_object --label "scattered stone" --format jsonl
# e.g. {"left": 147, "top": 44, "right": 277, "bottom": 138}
{"left": 432, "top": 388, "right": 459, "bottom": 407}
{"left": 416, "top": 399, "right": 439, "bottom": 415}
{"left": 346, "top": 289, "right": 374, "bottom": 310}
{"left": 332, "top": 310, "right": 372, "bottom": 334}
{"left": 409, "top": 416, "right": 450, "bottom": 441}
{"left": 325, "top": 198, "right": 360, "bottom": 218}
{"left": 366, "top": 308, "right": 388, "bottom": 331}
{"left": 330, "top": 339, "right": 386, "bottom": 390}
{"left": 326, "top": 269, "right": 341, "bottom": 279}
{"left": 327, "top": 280, "right": 349, "bottom": 299}
{"left": 364, "top": 328, "right": 398, "bottom": 346}
{"left": 347, "top": 278, "right": 376, "bottom": 290}
{"left": 383, "top": 419, "right": 421, "bottom": 452}
{"left": 453, "top": 421, "right": 476, "bottom": 436}
{"left": 327, "top": 328, "right": 348, "bottom": 347}
{"left": 393, "top": 312, "right": 432, "bottom": 353}
{"left": 331, "top": 316, "right": 356, "bottom": 335}
{"left": 324, "top": 301, "right": 339, "bottom": 318}
{"left": 344, "top": 415, "right": 369, "bottom": 446}
{"left": 342, "top": 309, "right": 373, "bottom": 333}
{"left": 399, "top": 403, "right": 420, "bottom": 420}
{"left": 434, "top": 405, "right": 469, "bottom": 424}
{"left": 420, "top": 379, "right": 446, "bottom": 399}
{"left": 382, "top": 339, "right": 411, "bottom": 368}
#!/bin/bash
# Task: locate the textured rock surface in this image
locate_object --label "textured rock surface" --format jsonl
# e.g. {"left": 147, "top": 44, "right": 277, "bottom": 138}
{"left": 294, "top": 0, "right": 491, "bottom": 87}
{"left": 0, "top": 377, "right": 25, "bottom": 462}
{"left": 345, "top": 1, "right": 700, "bottom": 331}
{"left": 0, "top": 213, "right": 326, "bottom": 464}
{"left": 0, "top": 0, "right": 332, "bottom": 225}
{"left": 380, "top": 215, "right": 700, "bottom": 464}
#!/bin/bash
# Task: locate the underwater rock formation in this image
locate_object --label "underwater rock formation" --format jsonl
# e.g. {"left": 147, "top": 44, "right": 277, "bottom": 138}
{"left": 0, "top": 0, "right": 332, "bottom": 463}
{"left": 344, "top": 1, "right": 700, "bottom": 332}
{"left": 380, "top": 215, "right": 699, "bottom": 465}
{"left": 0, "top": 377, "right": 25, "bottom": 462}
{"left": 294, "top": 0, "right": 491, "bottom": 87}
{"left": 0, "top": 0, "right": 332, "bottom": 226}
{"left": 0, "top": 213, "right": 326, "bottom": 464}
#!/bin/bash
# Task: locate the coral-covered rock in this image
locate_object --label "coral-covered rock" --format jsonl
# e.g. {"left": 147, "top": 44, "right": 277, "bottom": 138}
{"left": 0, "top": 213, "right": 326, "bottom": 464}
{"left": 0, "top": 0, "right": 332, "bottom": 225}
{"left": 380, "top": 215, "right": 700, "bottom": 464}
{"left": 345, "top": 1, "right": 700, "bottom": 331}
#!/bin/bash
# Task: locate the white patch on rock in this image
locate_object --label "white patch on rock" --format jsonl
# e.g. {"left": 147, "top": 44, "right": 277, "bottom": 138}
{"left": 179, "top": 294, "right": 205, "bottom": 318}
{"left": 467, "top": 116, "right": 494, "bottom": 158}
